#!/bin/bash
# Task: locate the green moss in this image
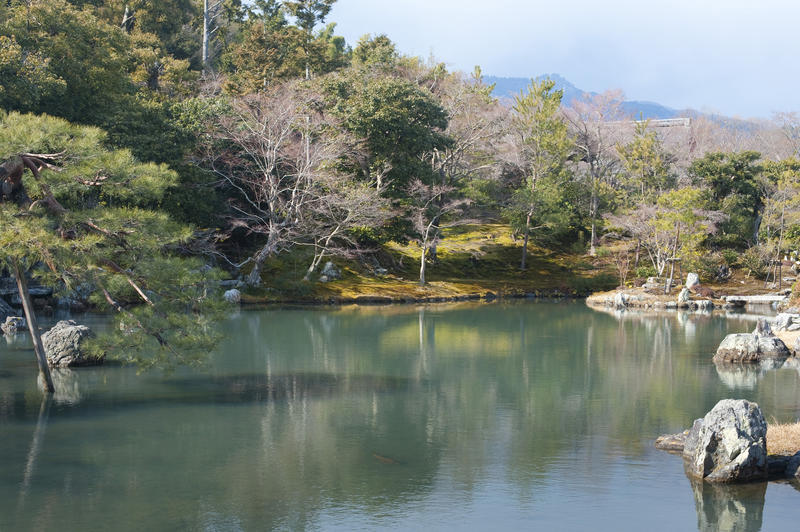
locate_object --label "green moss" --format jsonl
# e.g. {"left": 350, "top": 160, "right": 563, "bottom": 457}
{"left": 245, "top": 224, "right": 617, "bottom": 302}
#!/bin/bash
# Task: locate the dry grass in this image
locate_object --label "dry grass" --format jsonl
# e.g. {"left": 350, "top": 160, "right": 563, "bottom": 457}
{"left": 767, "top": 422, "right": 800, "bottom": 456}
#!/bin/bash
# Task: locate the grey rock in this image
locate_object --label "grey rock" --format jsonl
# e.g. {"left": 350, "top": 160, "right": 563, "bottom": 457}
{"left": 678, "top": 287, "right": 691, "bottom": 303}
{"left": 223, "top": 289, "right": 241, "bottom": 304}
{"left": 1, "top": 316, "right": 27, "bottom": 335}
{"left": 375, "top": 267, "right": 388, "bottom": 276}
{"left": 773, "top": 313, "right": 796, "bottom": 331}
{"left": 713, "top": 333, "right": 790, "bottom": 364}
{"left": 752, "top": 318, "right": 773, "bottom": 337}
{"left": 686, "top": 272, "right": 700, "bottom": 289}
{"left": 42, "top": 320, "right": 101, "bottom": 368}
{"left": 682, "top": 399, "right": 768, "bottom": 482}
{"left": 786, "top": 452, "right": 800, "bottom": 479}
{"left": 320, "top": 261, "right": 341, "bottom": 280}
{"left": 655, "top": 431, "right": 688, "bottom": 452}
{"left": 613, "top": 292, "right": 629, "bottom": 309}
{"left": 697, "top": 300, "right": 714, "bottom": 311}
{"left": 666, "top": 301, "right": 678, "bottom": 309}
{"left": 318, "top": 275, "right": 330, "bottom": 283}
{"left": 788, "top": 323, "right": 800, "bottom": 332}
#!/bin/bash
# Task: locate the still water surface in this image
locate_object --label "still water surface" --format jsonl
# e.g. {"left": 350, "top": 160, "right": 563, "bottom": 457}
{"left": 1, "top": 301, "right": 799, "bottom": 531}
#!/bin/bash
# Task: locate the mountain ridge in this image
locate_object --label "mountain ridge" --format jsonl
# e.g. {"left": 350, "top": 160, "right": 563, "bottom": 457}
{"left": 484, "top": 74, "right": 684, "bottom": 120}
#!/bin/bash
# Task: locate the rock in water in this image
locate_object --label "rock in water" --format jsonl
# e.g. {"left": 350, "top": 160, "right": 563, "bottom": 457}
{"left": 713, "top": 333, "right": 790, "bottom": 364}
{"left": 682, "top": 399, "right": 768, "bottom": 482}
{"left": 686, "top": 272, "right": 700, "bottom": 289}
{"left": 613, "top": 292, "right": 629, "bottom": 309}
{"left": 1, "top": 316, "right": 26, "bottom": 335}
{"left": 223, "top": 289, "right": 241, "bottom": 304}
{"left": 42, "top": 320, "right": 101, "bottom": 368}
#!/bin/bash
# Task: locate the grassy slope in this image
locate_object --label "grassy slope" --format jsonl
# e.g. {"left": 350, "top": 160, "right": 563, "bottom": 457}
{"left": 244, "top": 224, "right": 618, "bottom": 303}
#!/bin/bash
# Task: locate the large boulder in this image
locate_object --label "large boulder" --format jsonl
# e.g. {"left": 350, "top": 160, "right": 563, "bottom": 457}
{"left": 713, "top": 321, "right": 791, "bottom": 364}
{"left": 686, "top": 272, "right": 700, "bottom": 289}
{"left": 42, "top": 320, "right": 101, "bottom": 368}
{"left": 682, "top": 399, "right": 768, "bottom": 482}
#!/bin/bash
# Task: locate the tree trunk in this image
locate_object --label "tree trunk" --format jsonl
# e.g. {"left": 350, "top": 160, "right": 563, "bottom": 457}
{"left": 202, "top": 0, "right": 210, "bottom": 70}
{"left": 520, "top": 212, "right": 532, "bottom": 270}
{"left": 589, "top": 191, "right": 598, "bottom": 256}
{"left": 246, "top": 233, "right": 278, "bottom": 286}
{"left": 419, "top": 245, "right": 427, "bottom": 286}
{"left": 13, "top": 260, "right": 54, "bottom": 393}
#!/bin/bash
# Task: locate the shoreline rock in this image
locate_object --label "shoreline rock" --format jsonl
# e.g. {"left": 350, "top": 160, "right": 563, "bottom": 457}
{"left": 42, "top": 320, "right": 102, "bottom": 368}
{"left": 713, "top": 319, "right": 791, "bottom": 364}
{"left": 655, "top": 399, "right": 800, "bottom": 483}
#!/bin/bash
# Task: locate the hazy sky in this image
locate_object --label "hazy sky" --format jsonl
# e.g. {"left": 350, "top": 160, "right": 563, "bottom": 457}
{"left": 328, "top": 0, "right": 799, "bottom": 118}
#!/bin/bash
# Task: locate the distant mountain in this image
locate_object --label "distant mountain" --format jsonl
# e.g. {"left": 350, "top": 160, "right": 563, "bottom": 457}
{"left": 484, "top": 74, "right": 682, "bottom": 120}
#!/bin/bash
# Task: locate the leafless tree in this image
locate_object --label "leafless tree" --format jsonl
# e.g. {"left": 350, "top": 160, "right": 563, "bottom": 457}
{"left": 206, "top": 82, "right": 379, "bottom": 285}
{"left": 564, "top": 90, "right": 627, "bottom": 255}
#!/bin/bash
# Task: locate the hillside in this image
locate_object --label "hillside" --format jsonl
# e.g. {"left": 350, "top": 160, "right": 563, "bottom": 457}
{"left": 485, "top": 74, "right": 682, "bottom": 119}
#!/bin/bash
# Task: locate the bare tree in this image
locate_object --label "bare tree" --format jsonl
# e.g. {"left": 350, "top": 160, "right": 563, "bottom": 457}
{"left": 207, "top": 83, "right": 337, "bottom": 285}
{"left": 564, "top": 90, "right": 627, "bottom": 255}
{"left": 408, "top": 180, "right": 470, "bottom": 286}
{"left": 206, "top": 81, "right": 388, "bottom": 285}
{"left": 300, "top": 175, "right": 389, "bottom": 280}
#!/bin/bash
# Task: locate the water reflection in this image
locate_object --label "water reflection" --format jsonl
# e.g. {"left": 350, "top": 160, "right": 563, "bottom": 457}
{"left": 0, "top": 303, "right": 799, "bottom": 530}
{"left": 689, "top": 478, "right": 766, "bottom": 532}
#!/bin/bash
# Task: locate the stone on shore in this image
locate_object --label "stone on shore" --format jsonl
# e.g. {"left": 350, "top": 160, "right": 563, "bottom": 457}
{"left": 682, "top": 399, "right": 768, "bottom": 483}
{"left": 320, "top": 261, "right": 341, "bottom": 280}
{"left": 223, "top": 289, "right": 241, "bottom": 304}
{"left": 686, "top": 272, "right": 700, "bottom": 289}
{"left": 42, "top": 320, "right": 102, "bottom": 368}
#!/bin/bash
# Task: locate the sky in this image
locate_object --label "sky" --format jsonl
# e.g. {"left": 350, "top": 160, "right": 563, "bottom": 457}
{"left": 327, "top": 0, "right": 800, "bottom": 118}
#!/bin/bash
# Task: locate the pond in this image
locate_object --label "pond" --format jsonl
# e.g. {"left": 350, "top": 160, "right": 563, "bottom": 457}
{"left": 1, "top": 302, "right": 799, "bottom": 531}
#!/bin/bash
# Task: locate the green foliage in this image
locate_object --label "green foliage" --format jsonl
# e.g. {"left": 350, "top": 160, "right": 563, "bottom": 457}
{"left": 616, "top": 120, "right": 674, "bottom": 202}
{"left": 0, "top": 111, "right": 224, "bottom": 370}
{"left": 689, "top": 151, "right": 764, "bottom": 246}
{"left": 1, "top": 0, "right": 132, "bottom": 124}
{"left": 323, "top": 73, "right": 450, "bottom": 195}
{"left": 739, "top": 246, "right": 770, "bottom": 279}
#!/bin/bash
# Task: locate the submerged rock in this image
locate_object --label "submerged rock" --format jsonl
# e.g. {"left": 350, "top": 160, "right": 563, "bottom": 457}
{"left": 682, "top": 399, "right": 768, "bottom": 483}
{"left": 655, "top": 431, "right": 688, "bottom": 452}
{"left": 42, "top": 320, "right": 101, "bottom": 368}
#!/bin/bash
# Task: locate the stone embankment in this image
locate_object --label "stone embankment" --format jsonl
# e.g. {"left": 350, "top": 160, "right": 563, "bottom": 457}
{"left": 655, "top": 399, "right": 799, "bottom": 483}
{"left": 588, "top": 272, "right": 791, "bottom": 313}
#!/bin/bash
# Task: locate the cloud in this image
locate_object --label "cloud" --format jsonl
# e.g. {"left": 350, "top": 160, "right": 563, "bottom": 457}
{"left": 329, "top": 0, "right": 800, "bottom": 117}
